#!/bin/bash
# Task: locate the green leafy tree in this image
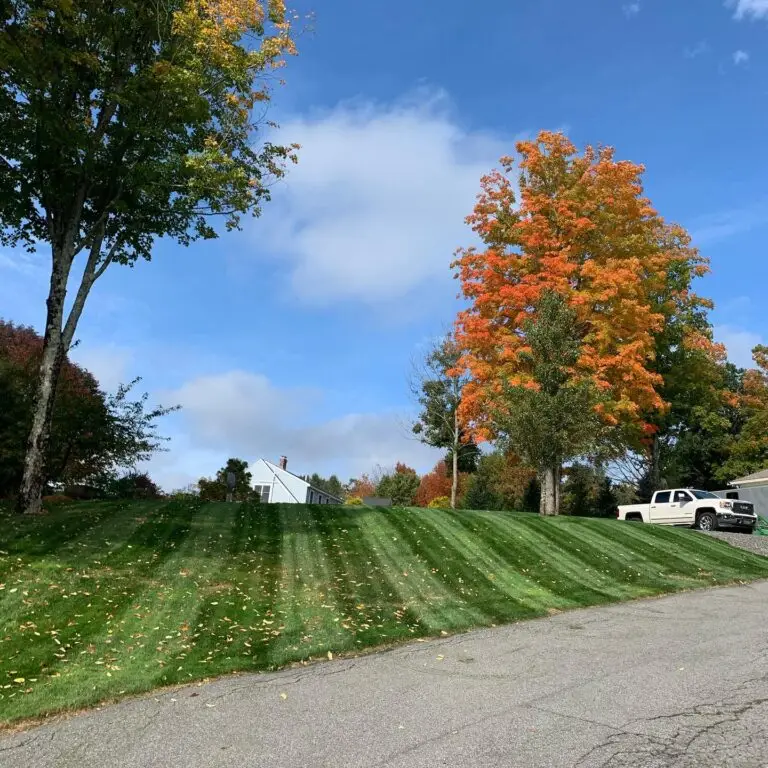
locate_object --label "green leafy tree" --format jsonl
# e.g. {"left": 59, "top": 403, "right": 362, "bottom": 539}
{"left": 0, "top": 1, "right": 298, "bottom": 513}
{"left": 460, "top": 451, "right": 537, "bottom": 512}
{"left": 198, "top": 458, "right": 254, "bottom": 502}
{"left": 493, "top": 292, "right": 605, "bottom": 515}
{"left": 610, "top": 242, "right": 724, "bottom": 493}
{"left": 376, "top": 463, "right": 420, "bottom": 507}
{"left": 718, "top": 346, "right": 768, "bottom": 482}
{"left": 561, "top": 464, "right": 618, "bottom": 518}
{"left": 105, "top": 472, "right": 162, "bottom": 500}
{"left": 304, "top": 473, "right": 343, "bottom": 499}
{"left": 412, "top": 333, "right": 475, "bottom": 508}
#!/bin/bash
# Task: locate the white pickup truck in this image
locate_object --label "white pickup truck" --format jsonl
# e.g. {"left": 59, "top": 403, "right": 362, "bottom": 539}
{"left": 617, "top": 489, "right": 757, "bottom": 532}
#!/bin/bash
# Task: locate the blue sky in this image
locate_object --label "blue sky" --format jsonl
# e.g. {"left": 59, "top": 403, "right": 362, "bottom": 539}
{"left": 2, "top": 0, "right": 767, "bottom": 489}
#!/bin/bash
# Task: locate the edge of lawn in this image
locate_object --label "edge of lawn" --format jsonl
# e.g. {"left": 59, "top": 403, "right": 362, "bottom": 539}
{"left": 2, "top": 567, "right": 766, "bottom": 736}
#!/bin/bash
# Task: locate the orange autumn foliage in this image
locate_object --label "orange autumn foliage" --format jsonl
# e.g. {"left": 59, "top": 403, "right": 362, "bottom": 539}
{"left": 415, "top": 461, "right": 452, "bottom": 506}
{"left": 415, "top": 461, "right": 469, "bottom": 507}
{"left": 453, "top": 131, "right": 708, "bottom": 439}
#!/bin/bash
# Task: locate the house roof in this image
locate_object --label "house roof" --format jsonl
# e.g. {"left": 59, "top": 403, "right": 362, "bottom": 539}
{"left": 260, "top": 459, "right": 343, "bottom": 502}
{"left": 729, "top": 468, "right": 768, "bottom": 487}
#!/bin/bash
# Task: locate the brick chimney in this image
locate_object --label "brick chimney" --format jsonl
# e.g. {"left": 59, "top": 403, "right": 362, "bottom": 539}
{"left": 279, "top": 456, "right": 288, "bottom": 471}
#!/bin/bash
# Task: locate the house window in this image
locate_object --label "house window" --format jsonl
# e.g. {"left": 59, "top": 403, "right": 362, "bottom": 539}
{"left": 254, "top": 485, "right": 270, "bottom": 503}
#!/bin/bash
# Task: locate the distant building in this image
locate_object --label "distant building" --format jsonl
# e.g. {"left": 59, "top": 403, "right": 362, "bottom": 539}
{"left": 249, "top": 456, "right": 342, "bottom": 505}
{"left": 362, "top": 497, "right": 392, "bottom": 507}
{"left": 714, "top": 468, "right": 768, "bottom": 517}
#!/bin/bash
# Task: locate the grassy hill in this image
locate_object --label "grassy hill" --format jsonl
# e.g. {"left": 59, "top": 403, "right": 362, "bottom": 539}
{"left": 1, "top": 500, "right": 767, "bottom": 725}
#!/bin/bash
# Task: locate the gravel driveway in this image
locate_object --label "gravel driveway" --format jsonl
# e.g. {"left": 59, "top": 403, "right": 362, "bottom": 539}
{"left": 703, "top": 529, "right": 768, "bottom": 556}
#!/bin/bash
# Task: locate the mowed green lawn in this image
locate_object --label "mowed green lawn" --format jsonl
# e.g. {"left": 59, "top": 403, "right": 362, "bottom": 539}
{"left": 1, "top": 500, "right": 767, "bottom": 725}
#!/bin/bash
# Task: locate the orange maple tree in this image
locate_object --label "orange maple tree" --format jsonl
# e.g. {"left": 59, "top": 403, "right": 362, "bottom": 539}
{"left": 454, "top": 131, "right": 708, "bottom": 443}
{"left": 414, "top": 460, "right": 469, "bottom": 507}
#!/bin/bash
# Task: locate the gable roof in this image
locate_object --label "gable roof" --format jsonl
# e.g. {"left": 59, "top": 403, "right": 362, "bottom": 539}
{"left": 259, "top": 459, "right": 343, "bottom": 502}
{"left": 729, "top": 468, "right": 768, "bottom": 487}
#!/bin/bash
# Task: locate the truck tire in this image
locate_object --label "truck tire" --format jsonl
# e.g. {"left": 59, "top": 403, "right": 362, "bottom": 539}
{"left": 696, "top": 511, "right": 718, "bottom": 531}
{"left": 625, "top": 513, "right": 643, "bottom": 522}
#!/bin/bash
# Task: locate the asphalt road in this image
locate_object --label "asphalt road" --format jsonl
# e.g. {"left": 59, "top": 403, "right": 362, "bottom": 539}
{"left": 2, "top": 581, "right": 768, "bottom": 768}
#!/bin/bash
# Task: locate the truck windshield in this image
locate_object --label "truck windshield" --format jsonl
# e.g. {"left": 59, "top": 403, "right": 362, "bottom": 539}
{"left": 691, "top": 490, "right": 718, "bottom": 499}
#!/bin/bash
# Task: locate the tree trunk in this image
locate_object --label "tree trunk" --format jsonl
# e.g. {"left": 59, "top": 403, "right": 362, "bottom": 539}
{"left": 451, "top": 410, "right": 459, "bottom": 509}
{"left": 539, "top": 464, "right": 561, "bottom": 517}
{"left": 648, "top": 434, "right": 661, "bottom": 491}
{"left": 17, "top": 254, "right": 69, "bottom": 514}
{"left": 539, "top": 463, "right": 559, "bottom": 516}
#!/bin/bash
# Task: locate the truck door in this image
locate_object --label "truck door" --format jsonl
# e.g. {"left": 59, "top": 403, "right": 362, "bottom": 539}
{"left": 673, "top": 490, "right": 695, "bottom": 525}
{"left": 650, "top": 490, "right": 673, "bottom": 523}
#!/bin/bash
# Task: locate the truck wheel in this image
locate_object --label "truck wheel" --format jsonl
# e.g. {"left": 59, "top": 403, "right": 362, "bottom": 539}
{"left": 696, "top": 512, "right": 718, "bottom": 531}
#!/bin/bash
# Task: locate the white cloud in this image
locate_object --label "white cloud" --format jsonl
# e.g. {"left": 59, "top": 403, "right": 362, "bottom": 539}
{"left": 623, "top": 2, "right": 641, "bottom": 17}
{"left": 684, "top": 40, "right": 710, "bottom": 59}
{"left": 257, "top": 89, "right": 510, "bottom": 306}
{"left": 715, "top": 325, "right": 763, "bottom": 368}
{"left": 0, "top": 250, "right": 45, "bottom": 277}
{"left": 733, "top": 49, "right": 750, "bottom": 65}
{"left": 728, "top": 0, "right": 768, "bottom": 19}
{"left": 690, "top": 200, "right": 768, "bottom": 244}
{"left": 163, "top": 370, "right": 441, "bottom": 484}
{"left": 70, "top": 344, "right": 134, "bottom": 393}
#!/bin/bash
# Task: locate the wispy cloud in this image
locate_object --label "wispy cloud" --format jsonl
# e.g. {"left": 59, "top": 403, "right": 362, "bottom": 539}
{"left": 691, "top": 200, "right": 768, "bottom": 245}
{"left": 684, "top": 40, "right": 710, "bottom": 59}
{"left": 623, "top": 2, "right": 641, "bottom": 17}
{"left": 160, "top": 370, "right": 441, "bottom": 485}
{"left": 733, "top": 49, "right": 750, "bottom": 65}
{"left": 0, "top": 250, "right": 45, "bottom": 277}
{"left": 727, "top": 0, "right": 768, "bottom": 20}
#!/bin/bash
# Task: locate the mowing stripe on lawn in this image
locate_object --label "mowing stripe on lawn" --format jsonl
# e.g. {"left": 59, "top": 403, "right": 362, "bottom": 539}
{"left": 266, "top": 504, "right": 345, "bottom": 666}
{"left": 356, "top": 507, "right": 484, "bottom": 632}
{"left": 402, "top": 509, "right": 566, "bottom": 615}
{"left": 546, "top": 519, "right": 731, "bottom": 588}
{"left": 461, "top": 511, "right": 636, "bottom": 603}
{"left": 3, "top": 501, "right": 768, "bottom": 727}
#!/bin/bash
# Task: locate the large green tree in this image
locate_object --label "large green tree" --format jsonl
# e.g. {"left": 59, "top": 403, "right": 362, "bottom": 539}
{"left": 621, "top": 246, "right": 724, "bottom": 492}
{"left": 0, "top": 1, "right": 297, "bottom": 513}
{"left": 493, "top": 292, "right": 605, "bottom": 515}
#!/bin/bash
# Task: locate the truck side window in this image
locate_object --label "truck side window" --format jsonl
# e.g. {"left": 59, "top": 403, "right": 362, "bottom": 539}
{"left": 674, "top": 491, "right": 691, "bottom": 503}
{"left": 655, "top": 491, "right": 671, "bottom": 504}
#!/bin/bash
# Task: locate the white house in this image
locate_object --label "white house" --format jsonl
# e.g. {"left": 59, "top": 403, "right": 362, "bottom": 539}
{"left": 249, "top": 456, "right": 343, "bottom": 505}
{"left": 714, "top": 468, "right": 768, "bottom": 517}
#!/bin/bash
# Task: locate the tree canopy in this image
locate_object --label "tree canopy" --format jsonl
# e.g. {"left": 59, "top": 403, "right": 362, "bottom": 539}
{"left": 0, "top": 0, "right": 298, "bottom": 513}
{"left": 0, "top": 320, "right": 172, "bottom": 498}
{"left": 198, "top": 458, "right": 255, "bottom": 502}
